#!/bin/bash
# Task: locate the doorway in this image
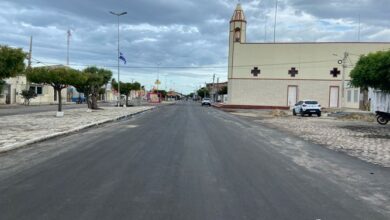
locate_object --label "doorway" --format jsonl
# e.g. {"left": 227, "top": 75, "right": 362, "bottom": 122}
{"left": 287, "top": 85, "right": 298, "bottom": 107}
{"left": 329, "top": 86, "right": 339, "bottom": 108}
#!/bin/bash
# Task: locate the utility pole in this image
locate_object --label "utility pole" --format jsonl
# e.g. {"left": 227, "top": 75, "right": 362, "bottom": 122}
{"left": 67, "top": 30, "right": 71, "bottom": 66}
{"left": 26, "top": 36, "right": 33, "bottom": 90}
{"left": 216, "top": 77, "right": 219, "bottom": 102}
{"left": 204, "top": 82, "right": 207, "bottom": 99}
{"left": 212, "top": 74, "right": 215, "bottom": 102}
{"left": 341, "top": 51, "right": 349, "bottom": 108}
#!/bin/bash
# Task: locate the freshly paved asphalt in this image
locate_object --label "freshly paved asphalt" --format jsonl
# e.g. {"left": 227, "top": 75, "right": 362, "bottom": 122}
{"left": 0, "top": 102, "right": 389, "bottom": 220}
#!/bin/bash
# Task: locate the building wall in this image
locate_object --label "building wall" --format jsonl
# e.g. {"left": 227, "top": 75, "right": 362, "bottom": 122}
{"left": 0, "top": 75, "right": 68, "bottom": 105}
{"left": 345, "top": 87, "right": 360, "bottom": 109}
{"left": 229, "top": 79, "right": 342, "bottom": 107}
{"left": 228, "top": 42, "right": 390, "bottom": 108}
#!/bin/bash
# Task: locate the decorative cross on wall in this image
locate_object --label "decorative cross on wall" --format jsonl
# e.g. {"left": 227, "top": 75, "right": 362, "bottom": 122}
{"left": 251, "top": 67, "right": 260, "bottom": 77}
{"left": 288, "top": 67, "right": 298, "bottom": 77}
{"left": 330, "top": 68, "right": 340, "bottom": 77}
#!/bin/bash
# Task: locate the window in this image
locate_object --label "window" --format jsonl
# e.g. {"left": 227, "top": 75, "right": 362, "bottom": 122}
{"left": 234, "top": 28, "right": 241, "bottom": 42}
{"left": 347, "top": 90, "right": 352, "bottom": 102}
{"left": 354, "top": 89, "right": 359, "bottom": 103}
{"left": 304, "top": 101, "right": 318, "bottom": 104}
{"left": 30, "top": 85, "right": 43, "bottom": 95}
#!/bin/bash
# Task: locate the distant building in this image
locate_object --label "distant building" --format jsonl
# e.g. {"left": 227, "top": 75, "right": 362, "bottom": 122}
{"left": 206, "top": 81, "right": 228, "bottom": 102}
{"left": 166, "top": 90, "right": 184, "bottom": 101}
{"left": 227, "top": 4, "right": 390, "bottom": 109}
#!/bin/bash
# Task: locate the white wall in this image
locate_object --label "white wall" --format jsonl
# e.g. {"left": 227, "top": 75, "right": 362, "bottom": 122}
{"left": 227, "top": 42, "right": 390, "bottom": 108}
{"left": 369, "top": 89, "right": 390, "bottom": 113}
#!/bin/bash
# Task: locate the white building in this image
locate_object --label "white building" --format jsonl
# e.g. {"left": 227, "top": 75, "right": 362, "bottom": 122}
{"left": 227, "top": 4, "right": 390, "bottom": 109}
{"left": 0, "top": 75, "right": 66, "bottom": 105}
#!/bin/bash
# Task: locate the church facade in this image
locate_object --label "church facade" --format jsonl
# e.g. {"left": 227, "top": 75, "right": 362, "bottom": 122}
{"left": 227, "top": 4, "right": 390, "bottom": 109}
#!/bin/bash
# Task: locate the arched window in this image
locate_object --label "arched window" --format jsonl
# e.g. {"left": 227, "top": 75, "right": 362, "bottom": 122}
{"left": 234, "top": 27, "right": 241, "bottom": 42}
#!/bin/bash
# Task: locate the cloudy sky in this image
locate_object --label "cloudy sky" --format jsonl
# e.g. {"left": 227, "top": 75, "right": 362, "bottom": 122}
{"left": 1, "top": 0, "right": 389, "bottom": 93}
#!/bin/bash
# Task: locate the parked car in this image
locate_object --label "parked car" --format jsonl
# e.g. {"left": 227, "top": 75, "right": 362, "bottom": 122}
{"left": 201, "top": 98, "right": 211, "bottom": 106}
{"left": 293, "top": 100, "right": 321, "bottom": 117}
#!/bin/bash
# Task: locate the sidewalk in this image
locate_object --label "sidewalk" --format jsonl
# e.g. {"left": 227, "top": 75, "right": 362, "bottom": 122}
{"left": 0, "top": 106, "right": 154, "bottom": 153}
{"left": 221, "top": 108, "right": 390, "bottom": 167}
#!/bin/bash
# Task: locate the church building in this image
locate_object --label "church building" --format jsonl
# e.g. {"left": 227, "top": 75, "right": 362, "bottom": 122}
{"left": 227, "top": 4, "right": 390, "bottom": 109}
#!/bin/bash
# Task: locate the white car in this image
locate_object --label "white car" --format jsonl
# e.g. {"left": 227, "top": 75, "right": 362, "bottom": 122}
{"left": 293, "top": 100, "right": 321, "bottom": 117}
{"left": 201, "top": 98, "right": 211, "bottom": 106}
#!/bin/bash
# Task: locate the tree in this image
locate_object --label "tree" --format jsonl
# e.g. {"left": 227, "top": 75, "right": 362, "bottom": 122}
{"left": 219, "top": 85, "right": 228, "bottom": 95}
{"left": 88, "top": 67, "right": 112, "bottom": 108}
{"left": 98, "top": 88, "right": 106, "bottom": 100}
{"left": 350, "top": 50, "right": 390, "bottom": 93}
{"left": 112, "top": 80, "right": 141, "bottom": 106}
{"left": 72, "top": 67, "right": 112, "bottom": 109}
{"left": 0, "top": 45, "right": 27, "bottom": 80}
{"left": 27, "top": 66, "right": 80, "bottom": 112}
{"left": 197, "top": 87, "right": 209, "bottom": 98}
{"left": 155, "top": 90, "right": 167, "bottom": 97}
{"left": 21, "top": 89, "right": 37, "bottom": 106}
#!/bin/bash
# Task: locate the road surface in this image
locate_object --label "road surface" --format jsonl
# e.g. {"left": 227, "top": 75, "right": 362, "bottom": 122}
{"left": 0, "top": 102, "right": 389, "bottom": 220}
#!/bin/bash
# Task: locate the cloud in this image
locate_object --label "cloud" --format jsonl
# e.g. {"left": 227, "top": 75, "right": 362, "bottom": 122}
{"left": 0, "top": 0, "right": 389, "bottom": 93}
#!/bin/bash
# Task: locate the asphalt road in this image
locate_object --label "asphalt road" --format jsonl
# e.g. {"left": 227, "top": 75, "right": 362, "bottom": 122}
{"left": 0, "top": 102, "right": 389, "bottom": 220}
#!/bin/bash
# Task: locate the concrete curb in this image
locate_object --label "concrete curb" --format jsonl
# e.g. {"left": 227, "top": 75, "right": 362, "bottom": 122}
{"left": 0, "top": 107, "right": 154, "bottom": 154}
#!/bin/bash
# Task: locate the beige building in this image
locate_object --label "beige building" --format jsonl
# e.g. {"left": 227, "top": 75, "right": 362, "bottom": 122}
{"left": 227, "top": 4, "right": 390, "bottom": 109}
{"left": 0, "top": 75, "right": 67, "bottom": 105}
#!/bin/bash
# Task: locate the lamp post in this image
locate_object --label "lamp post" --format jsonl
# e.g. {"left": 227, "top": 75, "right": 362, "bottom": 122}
{"left": 110, "top": 11, "right": 127, "bottom": 106}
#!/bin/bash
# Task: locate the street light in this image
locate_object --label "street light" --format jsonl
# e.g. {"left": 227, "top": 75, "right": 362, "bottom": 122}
{"left": 110, "top": 11, "right": 127, "bottom": 106}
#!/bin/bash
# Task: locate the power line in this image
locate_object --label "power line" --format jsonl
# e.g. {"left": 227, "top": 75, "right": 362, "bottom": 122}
{"left": 29, "top": 59, "right": 338, "bottom": 70}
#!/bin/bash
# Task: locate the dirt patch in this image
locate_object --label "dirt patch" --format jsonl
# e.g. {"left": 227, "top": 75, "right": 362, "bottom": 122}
{"left": 337, "top": 113, "right": 375, "bottom": 122}
{"left": 269, "top": 109, "right": 288, "bottom": 117}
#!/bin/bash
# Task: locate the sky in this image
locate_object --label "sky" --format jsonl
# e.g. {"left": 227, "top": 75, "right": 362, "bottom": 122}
{"left": 1, "top": 0, "right": 389, "bottom": 94}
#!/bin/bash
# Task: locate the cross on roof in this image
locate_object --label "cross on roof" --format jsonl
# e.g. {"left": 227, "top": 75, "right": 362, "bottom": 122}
{"left": 330, "top": 68, "right": 340, "bottom": 77}
{"left": 251, "top": 67, "right": 260, "bottom": 77}
{"left": 288, "top": 67, "right": 298, "bottom": 77}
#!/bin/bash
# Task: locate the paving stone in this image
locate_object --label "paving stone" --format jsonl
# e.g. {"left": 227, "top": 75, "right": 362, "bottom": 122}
{"left": 261, "top": 117, "right": 390, "bottom": 167}
{"left": 0, "top": 107, "right": 153, "bottom": 152}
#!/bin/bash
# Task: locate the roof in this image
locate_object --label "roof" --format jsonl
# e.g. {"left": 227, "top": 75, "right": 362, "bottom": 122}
{"left": 231, "top": 3, "right": 246, "bottom": 22}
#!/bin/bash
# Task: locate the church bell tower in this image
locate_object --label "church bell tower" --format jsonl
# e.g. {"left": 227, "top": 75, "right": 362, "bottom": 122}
{"left": 228, "top": 3, "right": 246, "bottom": 79}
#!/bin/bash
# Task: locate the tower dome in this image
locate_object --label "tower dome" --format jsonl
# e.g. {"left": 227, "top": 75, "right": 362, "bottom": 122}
{"left": 230, "top": 3, "right": 246, "bottom": 23}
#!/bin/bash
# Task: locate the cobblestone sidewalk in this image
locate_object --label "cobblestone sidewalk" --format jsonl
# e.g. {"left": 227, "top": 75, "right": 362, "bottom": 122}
{"left": 227, "top": 109, "right": 390, "bottom": 167}
{"left": 261, "top": 117, "right": 390, "bottom": 167}
{"left": 0, "top": 106, "right": 154, "bottom": 152}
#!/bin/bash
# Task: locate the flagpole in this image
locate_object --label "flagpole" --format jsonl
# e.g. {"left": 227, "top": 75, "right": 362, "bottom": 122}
{"left": 110, "top": 11, "right": 127, "bottom": 106}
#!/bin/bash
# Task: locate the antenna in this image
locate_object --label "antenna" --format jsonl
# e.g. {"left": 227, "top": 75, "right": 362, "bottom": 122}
{"left": 273, "top": 0, "right": 278, "bottom": 43}
{"left": 358, "top": 14, "right": 361, "bottom": 42}
{"left": 264, "top": 12, "right": 267, "bottom": 42}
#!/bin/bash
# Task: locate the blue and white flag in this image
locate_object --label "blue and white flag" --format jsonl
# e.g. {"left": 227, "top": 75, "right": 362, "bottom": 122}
{"left": 119, "top": 52, "right": 127, "bottom": 64}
